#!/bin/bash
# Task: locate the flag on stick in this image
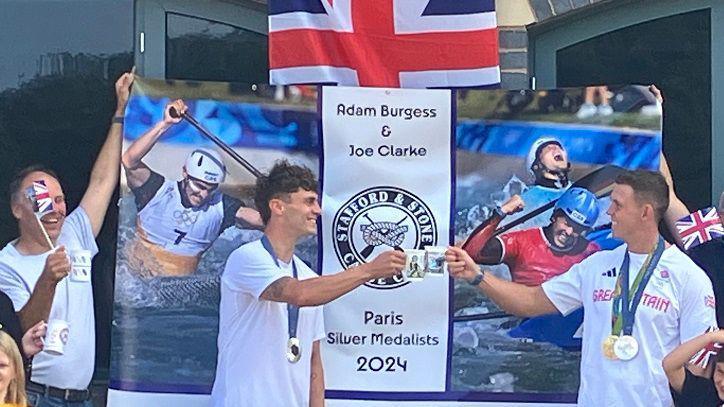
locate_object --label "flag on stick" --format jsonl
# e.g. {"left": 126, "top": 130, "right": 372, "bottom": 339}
{"left": 25, "top": 180, "right": 55, "bottom": 250}
{"left": 675, "top": 207, "right": 723, "bottom": 251}
{"left": 691, "top": 326, "right": 723, "bottom": 368}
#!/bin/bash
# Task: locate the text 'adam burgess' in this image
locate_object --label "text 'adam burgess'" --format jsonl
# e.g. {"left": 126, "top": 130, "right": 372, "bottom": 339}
{"left": 337, "top": 103, "right": 438, "bottom": 120}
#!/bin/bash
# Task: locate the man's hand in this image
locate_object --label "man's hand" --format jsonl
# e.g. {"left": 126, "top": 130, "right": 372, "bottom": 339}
{"left": 21, "top": 320, "right": 46, "bottom": 357}
{"left": 501, "top": 195, "right": 525, "bottom": 215}
{"left": 164, "top": 99, "right": 187, "bottom": 126}
{"left": 115, "top": 68, "right": 135, "bottom": 116}
{"left": 363, "top": 250, "right": 406, "bottom": 280}
{"left": 649, "top": 84, "right": 663, "bottom": 105}
{"left": 445, "top": 246, "right": 479, "bottom": 281}
{"left": 235, "top": 207, "right": 264, "bottom": 230}
{"left": 38, "top": 246, "right": 70, "bottom": 286}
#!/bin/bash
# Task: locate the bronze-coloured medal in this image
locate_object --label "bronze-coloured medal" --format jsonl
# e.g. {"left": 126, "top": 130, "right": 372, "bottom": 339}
{"left": 602, "top": 335, "right": 619, "bottom": 360}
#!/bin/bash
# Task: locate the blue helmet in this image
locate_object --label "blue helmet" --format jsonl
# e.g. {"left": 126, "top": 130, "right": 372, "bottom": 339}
{"left": 554, "top": 187, "right": 599, "bottom": 229}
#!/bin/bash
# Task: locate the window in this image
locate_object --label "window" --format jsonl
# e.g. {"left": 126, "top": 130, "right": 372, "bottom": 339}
{"left": 166, "top": 12, "right": 268, "bottom": 84}
{"left": 555, "top": 10, "right": 711, "bottom": 208}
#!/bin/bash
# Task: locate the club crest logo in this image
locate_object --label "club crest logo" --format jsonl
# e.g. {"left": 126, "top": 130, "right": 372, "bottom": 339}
{"left": 332, "top": 186, "right": 437, "bottom": 289}
{"left": 60, "top": 327, "right": 69, "bottom": 345}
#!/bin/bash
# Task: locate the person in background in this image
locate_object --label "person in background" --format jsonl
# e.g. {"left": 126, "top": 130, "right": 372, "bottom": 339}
{"left": 663, "top": 328, "right": 724, "bottom": 406}
{"left": 0, "top": 330, "right": 28, "bottom": 406}
{"left": 0, "top": 289, "right": 45, "bottom": 373}
{"left": 0, "top": 70, "right": 134, "bottom": 406}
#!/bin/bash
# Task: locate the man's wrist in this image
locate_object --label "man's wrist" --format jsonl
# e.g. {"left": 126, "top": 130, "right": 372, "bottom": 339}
{"left": 111, "top": 116, "right": 124, "bottom": 125}
{"left": 467, "top": 268, "right": 484, "bottom": 286}
{"left": 353, "top": 263, "right": 374, "bottom": 282}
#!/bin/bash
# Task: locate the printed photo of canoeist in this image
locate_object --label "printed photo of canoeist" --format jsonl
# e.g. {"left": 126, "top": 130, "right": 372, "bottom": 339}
{"left": 452, "top": 86, "right": 662, "bottom": 398}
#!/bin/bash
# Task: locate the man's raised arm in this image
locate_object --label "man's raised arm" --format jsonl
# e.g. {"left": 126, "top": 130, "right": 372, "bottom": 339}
{"left": 121, "top": 99, "right": 186, "bottom": 191}
{"left": 79, "top": 71, "right": 134, "bottom": 237}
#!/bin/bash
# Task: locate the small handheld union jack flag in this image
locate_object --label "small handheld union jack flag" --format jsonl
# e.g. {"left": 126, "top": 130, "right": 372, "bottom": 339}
{"left": 675, "top": 207, "right": 723, "bottom": 251}
{"left": 25, "top": 180, "right": 54, "bottom": 217}
{"left": 691, "top": 326, "right": 723, "bottom": 368}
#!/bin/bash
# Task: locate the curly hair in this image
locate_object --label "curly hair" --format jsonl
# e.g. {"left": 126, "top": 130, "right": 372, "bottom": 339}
{"left": 254, "top": 160, "right": 318, "bottom": 224}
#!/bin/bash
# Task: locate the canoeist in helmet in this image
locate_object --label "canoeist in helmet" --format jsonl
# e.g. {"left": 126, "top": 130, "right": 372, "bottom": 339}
{"left": 121, "top": 99, "right": 263, "bottom": 277}
{"left": 464, "top": 187, "right": 601, "bottom": 286}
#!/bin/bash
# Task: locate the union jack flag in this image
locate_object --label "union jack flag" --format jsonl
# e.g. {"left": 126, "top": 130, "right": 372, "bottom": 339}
{"left": 25, "top": 180, "right": 54, "bottom": 217}
{"left": 675, "top": 207, "right": 724, "bottom": 251}
{"left": 268, "top": 0, "right": 500, "bottom": 88}
{"left": 690, "top": 326, "right": 723, "bottom": 368}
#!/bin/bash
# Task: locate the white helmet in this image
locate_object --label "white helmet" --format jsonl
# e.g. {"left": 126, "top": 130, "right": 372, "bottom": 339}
{"left": 526, "top": 136, "right": 564, "bottom": 178}
{"left": 184, "top": 149, "right": 226, "bottom": 184}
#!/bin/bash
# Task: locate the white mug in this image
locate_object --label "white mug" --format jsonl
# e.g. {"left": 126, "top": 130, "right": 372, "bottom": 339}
{"left": 404, "top": 249, "right": 427, "bottom": 281}
{"left": 44, "top": 319, "right": 69, "bottom": 356}
{"left": 424, "top": 246, "right": 447, "bottom": 276}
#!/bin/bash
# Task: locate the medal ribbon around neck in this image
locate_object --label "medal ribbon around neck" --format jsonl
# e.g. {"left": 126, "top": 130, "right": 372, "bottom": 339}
{"left": 260, "top": 235, "right": 300, "bottom": 358}
{"left": 611, "top": 235, "right": 665, "bottom": 336}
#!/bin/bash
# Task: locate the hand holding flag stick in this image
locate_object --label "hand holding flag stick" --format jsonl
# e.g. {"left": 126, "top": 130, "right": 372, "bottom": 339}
{"left": 25, "top": 180, "right": 55, "bottom": 250}
{"left": 168, "top": 106, "right": 263, "bottom": 179}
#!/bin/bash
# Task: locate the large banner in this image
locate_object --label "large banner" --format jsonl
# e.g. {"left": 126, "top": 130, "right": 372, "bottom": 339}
{"left": 108, "top": 81, "right": 661, "bottom": 406}
{"left": 320, "top": 86, "right": 453, "bottom": 393}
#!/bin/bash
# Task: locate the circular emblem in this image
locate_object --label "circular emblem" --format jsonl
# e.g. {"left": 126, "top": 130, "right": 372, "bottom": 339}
{"left": 332, "top": 186, "right": 437, "bottom": 289}
{"left": 59, "top": 327, "right": 70, "bottom": 345}
{"left": 613, "top": 335, "right": 639, "bottom": 361}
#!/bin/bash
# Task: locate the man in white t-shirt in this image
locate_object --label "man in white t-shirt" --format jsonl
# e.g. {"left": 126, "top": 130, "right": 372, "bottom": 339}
{"left": 0, "top": 71, "right": 134, "bottom": 406}
{"left": 211, "top": 160, "right": 406, "bottom": 407}
{"left": 447, "top": 169, "right": 716, "bottom": 406}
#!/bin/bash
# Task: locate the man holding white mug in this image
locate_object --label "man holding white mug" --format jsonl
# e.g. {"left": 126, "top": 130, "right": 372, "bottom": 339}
{"left": 0, "top": 70, "right": 134, "bottom": 406}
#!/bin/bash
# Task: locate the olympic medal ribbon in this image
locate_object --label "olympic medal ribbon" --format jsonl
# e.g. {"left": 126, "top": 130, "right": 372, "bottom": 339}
{"left": 611, "top": 236, "right": 665, "bottom": 337}
{"left": 260, "top": 235, "right": 301, "bottom": 363}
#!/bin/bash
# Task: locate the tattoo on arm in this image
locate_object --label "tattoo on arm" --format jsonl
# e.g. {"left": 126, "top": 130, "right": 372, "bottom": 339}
{"left": 260, "top": 277, "right": 293, "bottom": 302}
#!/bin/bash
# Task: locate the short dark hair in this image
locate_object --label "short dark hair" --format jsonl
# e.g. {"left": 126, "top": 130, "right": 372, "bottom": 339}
{"left": 614, "top": 170, "right": 669, "bottom": 222}
{"left": 254, "top": 160, "right": 318, "bottom": 224}
{"left": 8, "top": 165, "right": 60, "bottom": 204}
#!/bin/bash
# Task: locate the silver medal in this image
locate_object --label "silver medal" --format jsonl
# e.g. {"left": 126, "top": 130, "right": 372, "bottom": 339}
{"left": 286, "top": 337, "right": 301, "bottom": 363}
{"left": 613, "top": 335, "right": 639, "bottom": 361}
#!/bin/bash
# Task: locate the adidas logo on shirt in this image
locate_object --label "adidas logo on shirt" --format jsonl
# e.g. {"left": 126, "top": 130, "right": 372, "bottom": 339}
{"left": 601, "top": 268, "right": 617, "bottom": 277}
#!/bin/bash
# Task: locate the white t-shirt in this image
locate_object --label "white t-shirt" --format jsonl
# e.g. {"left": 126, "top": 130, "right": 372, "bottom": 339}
{"left": 211, "top": 239, "right": 325, "bottom": 407}
{"left": 0, "top": 208, "right": 98, "bottom": 390}
{"left": 542, "top": 244, "right": 716, "bottom": 406}
{"left": 137, "top": 178, "right": 224, "bottom": 256}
